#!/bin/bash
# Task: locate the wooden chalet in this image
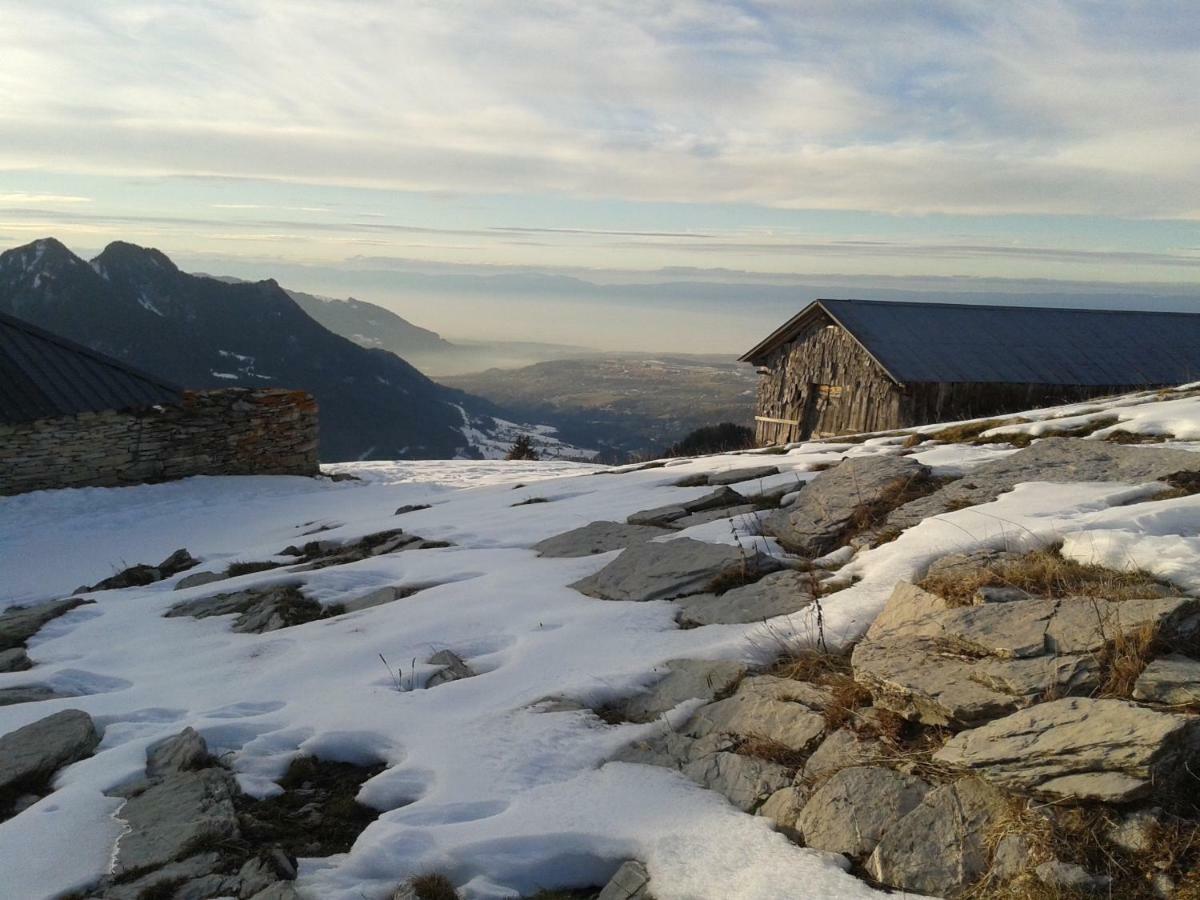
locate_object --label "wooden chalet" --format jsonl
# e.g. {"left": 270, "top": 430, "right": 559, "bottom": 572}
{"left": 740, "top": 299, "right": 1200, "bottom": 445}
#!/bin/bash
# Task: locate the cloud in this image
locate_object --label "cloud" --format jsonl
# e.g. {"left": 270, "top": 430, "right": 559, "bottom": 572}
{"left": 1, "top": 1, "right": 1198, "bottom": 218}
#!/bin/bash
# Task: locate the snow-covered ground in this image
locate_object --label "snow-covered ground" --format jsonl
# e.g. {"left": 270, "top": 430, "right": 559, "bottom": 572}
{"left": 3, "top": 385, "right": 1200, "bottom": 899}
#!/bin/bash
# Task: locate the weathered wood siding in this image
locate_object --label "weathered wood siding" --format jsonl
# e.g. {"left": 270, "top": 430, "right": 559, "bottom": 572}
{"left": 900, "top": 382, "right": 1151, "bottom": 426}
{"left": 753, "top": 315, "right": 903, "bottom": 444}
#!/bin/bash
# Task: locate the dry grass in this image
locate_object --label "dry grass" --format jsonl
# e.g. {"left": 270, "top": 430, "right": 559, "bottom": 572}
{"left": 839, "top": 472, "right": 946, "bottom": 546}
{"left": 733, "top": 734, "right": 810, "bottom": 768}
{"left": 1105, "top": 430, "right": 1172, "bottom": 445}
{"left": 408, "top": 872, "right": 462, "bottom": 900}
{"left": 917, "top": 546, "right": 1178, "bottom": 609}
{"left": 1095, "top": 622, "right": 1160, "bottom": 699}
{"left": 900, "top": 433, "right": 924, "bottom": 448}
{"left": 224, "top": 560, "right": 280, "bottom": 577}
{"left": 925, "top": 418, "right": 1030, "bottom": 444}
{"left": 770, "top": 647, "right": 872, "bottom": 731}
{"left": 968, "top": 798, "right": 1200, "bottom": 900}
{"left": 1157, "top": 469, "right": 1200, "bottom": 499}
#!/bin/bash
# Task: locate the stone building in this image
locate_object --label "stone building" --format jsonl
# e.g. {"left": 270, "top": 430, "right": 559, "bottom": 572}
{"left": 0, "top": 311, "right": 319, "bottom": 495}
{"left": 741, "top": 298, "right": 1200, "bottom": 445}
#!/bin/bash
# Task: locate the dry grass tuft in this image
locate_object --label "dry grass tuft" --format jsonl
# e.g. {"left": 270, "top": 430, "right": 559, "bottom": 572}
{"left": 926, "top": 418, "right": 1030, "bottom": 444}
{"left": 770, "top": 647, "right": 872, "bottom": 731}
{"left": 840, "top": 473, "right": 946, "bottom": 546}
{"left": 1156, "top": 469, "right": 1200, "bottom": 499}
{"left": 224, "top": 560, "right": 280, "bottom": 577}
{"left": 917, "top": 546, "right": 1178, "bottom": 609}
{"left": 1095, "top": 622, "right": 1160, "bottom": 699}
{"left": 733, "top": 734, "right": 810, "bottom": 768}
{"left": 1105, "top": 430, "right": 1171, "bottom": 445}
{"left": 408, "top": 872, "right": 462, "bottom": 900}
{"left": 901, "top": 433, "right": 924, "bottom": 449}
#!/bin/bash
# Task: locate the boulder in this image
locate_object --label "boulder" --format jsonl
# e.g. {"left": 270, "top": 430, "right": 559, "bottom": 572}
{"left": 803, "top": 728, "right": 883, "bottom": 781}
{"left": 764, "top": 456, "right": 930, "bottom": 556}
{"left": 679, "top": 738, "right": 795, "bottom": 812}
{"left": 1107, "top": 807, "right": 1162, "bottom": 854}
{"left": 237, "top": 849, "right": 298, "bottom": 897}
{"left": 1034, "top": 860, "right": 1113, "bottom": 894}
{"left": 1133, "top": 654, "right": 1200, "bottom": 706}
{"left": 989, "top": 834, "right": 1032, "bottom": 883}
{"left": 757, "top": 785, "right": 808, "bottom": 839}
{"left": 687, "top": 676, "right": 827, "bottom": 754}
{"left": 889, "top": 438, "right": 1200, "bottom": 529}
{"left": 619, "top": 659, "right": 745, "bottom": 724}
{"left": 426, "top": 650, "right": 475, "bottom": 687}
{"left": 570, "top": 538, "right": 763, "bottom": 603}
{"left": 708, "top": 465, "right": 781, "bottom": 486}
{"left": 670, "top": 503, "right": 759, "bottom": 530}
{"left": 625, "top": 487, "right": 749, "bottom": 528}
{"left": 674, "top": 569, "right": 815, "bottom": 626}
{"left": 532, "top": 521, "right": 672, "bottom": 558}
{"left": 78, "top": 548, "right": 199, "bottom": 593}
{"left": 146, "top": 727, "right": 211, "bottom": 777}
{"left": 933, "top": 697, "right": 1200, "bottom": 802}
{"left": 0, "top": 684, "right": 74, "bottom": 706}
{"left": 866, "top": 777, "right": 1007, "bottom": 895}
{"left": 864, "top": 581, "right": 952, "bottom": 642}
{"left": 597, "top": 860, "right": 651, "bottom": 900}
{"left": 247, "top": 884, "right": 302, "bottom": 900}
{"left": 0, "top": 648, "right": 31, "bottom": 672}
{"left": 114, "top": 768, "right": 242, "bottom": 872}
{"left": 0, "top": 597, "right": 92, "bottom": 651}
{"left": 174, "top": 571, "right": 227, "bottom": 591}
{"left": 0, "top": 709, "right": 99, "bottom": 812}
{"left": 100, "top": 852, "right": 224, "bottom": 900}
{"left": 626, "top": 505, "right": 690, "bottom": 528}
{"left": 796, "top": 766, "right": 930, "bottom": 858}
{"left": 167, "top": 585, "right": 324, "bottom": 633}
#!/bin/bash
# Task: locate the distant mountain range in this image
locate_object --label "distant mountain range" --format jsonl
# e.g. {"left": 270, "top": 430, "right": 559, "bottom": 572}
{"left": 0, "top": 238, "right": 586, "bottom": 462}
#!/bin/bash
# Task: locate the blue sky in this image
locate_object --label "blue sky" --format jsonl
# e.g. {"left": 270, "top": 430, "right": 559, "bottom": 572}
{"left": 1, "top": 1, "right": 1197, "bottom": 347}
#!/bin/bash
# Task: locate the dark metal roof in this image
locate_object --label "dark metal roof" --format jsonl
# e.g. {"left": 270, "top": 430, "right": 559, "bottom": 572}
{"left": 741, "top": 298, "right": 1200, "bottom": 387}
{"left": 0, "top": 311, "right": 183, "bottom": 424}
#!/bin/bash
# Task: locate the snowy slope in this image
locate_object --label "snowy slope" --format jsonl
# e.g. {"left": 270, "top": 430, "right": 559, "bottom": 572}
{"left": 3, "top": 385, "right": 1200, "bottom": 899}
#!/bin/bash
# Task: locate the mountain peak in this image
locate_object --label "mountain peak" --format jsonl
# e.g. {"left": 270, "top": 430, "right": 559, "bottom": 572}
{"left": 92, "top": 241, "right": 180, "bottom": 277}
{"left": 0, "top": 237, "right": 85, "bottom": 275}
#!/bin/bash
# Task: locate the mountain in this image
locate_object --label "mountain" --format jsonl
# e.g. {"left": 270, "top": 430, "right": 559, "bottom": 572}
{"left": 0, "top": 238, "right": 569, "bottom": 462}
{"left": 285, "top": 287, "right": 454, "bottom": 357}
{"left": 441, "top": 354, "right": 757, "bottom": 458}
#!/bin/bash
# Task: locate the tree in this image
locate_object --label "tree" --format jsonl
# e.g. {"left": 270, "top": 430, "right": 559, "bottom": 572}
{"left": 505, "top": 434, "right": 540, "bottom": 460}
{"left": 668, "top": 422, "right": 755, "bottom": 456}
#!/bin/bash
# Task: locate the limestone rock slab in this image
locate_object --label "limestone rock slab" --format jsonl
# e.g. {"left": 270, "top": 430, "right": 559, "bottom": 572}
{"left": 620, "top": 659, "right": 745, "bottom": 724}
{"left": 675, "top": 569, "right": 815, "bottom": 626}
{"left": 570, "top": 537, "right": 755, "bottom": 603}
{"left": 532, "top": 521, "right": 671, "bottom": 558}
{"left": 0, "top": 709, "right": 99, "bottom": 808}
{"left": 796, "top": 766, "right": 929, "bottom": 858}
{"left": 1134, "top": 654, "right": 1200, "bottom": 706}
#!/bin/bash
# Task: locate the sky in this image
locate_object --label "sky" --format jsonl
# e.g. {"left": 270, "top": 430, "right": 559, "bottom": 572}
{"left": 1, "top": 1, "right": 1198, "bottom": 350}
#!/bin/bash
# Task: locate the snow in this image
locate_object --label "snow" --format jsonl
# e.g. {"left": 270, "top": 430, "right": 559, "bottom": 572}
{"left": 4, "top": 384, "right": 1200, "bottom": 899}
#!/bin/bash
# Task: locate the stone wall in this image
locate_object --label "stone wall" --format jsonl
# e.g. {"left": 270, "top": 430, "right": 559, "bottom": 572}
{"left": 0, "top": 388, "right": 319, "bottom": 496}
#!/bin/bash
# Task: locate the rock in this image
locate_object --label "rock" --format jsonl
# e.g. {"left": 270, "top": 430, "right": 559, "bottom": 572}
{"left": 687, "top": 676, "right": 827, "bottom": 754}
{"left": 619, "top": 658, "right": 745, "bottom": 724}
{"left": 79, "top": 548, "right": 199, "bottom": 592}
{"left": 974, "top": 585, "right": 1034, "bottom": 604}
{"left": 683, "top": 486, "right": 750, "bottom": 513}
{"left": 1042, "top": 596, "right": 1198, "bottom": 655}
{"left": 100, "top": 852, "right": 224, "bottom": 900}
{"left": 924, "top": 548, "right": 1024, "bottom": 581}
{"left": 757, "top": 785, "right": 808, "bottom": 839}
{"left": 803, "top": 728, "right": 883, "bottom": 781}
{"left": 174, "top": 570, "right": 228, "bottom": 591}
{"left": 0, "top": 684, "right": 74, "bottom": 706}
{"left": 708, "top": 465, "right": 780, "bottom": 486}
{"left": 167, "top": 584, "right": 324, "bottom": 633}
{"left": 394, "top": 503, "right": 432, "bottom": 516}
{"left": 1134, "top": 654, "right": 1200, "bottom": 706}
{"left": 673, "top": 473, "right": 711, "bottom": 487}
{"left": 864, "top": 581, "right": 952, "bottom": 642}
{"left": 933, "top": 698, "right": 1200, "bottom": 802}
{"left": 990, "top": 833, "right": 1032, "bottom": 882}
{"left": 146, "top": 727, "right": 211, "bottom": 777}
{"left": 626, "top": 504, "right": 690, "bottom": 527}
{"left": 247, "top": 884, "right": 302, "bottom": 900}
{"left": 670, "top": 503, "right": 759, "bottom": 530}
{"left": 341, "top": 586, "right": 405, "bottom": 613}
{"left": 764, "top": 455, "right": 930, "bottom": 556}
{"left": 1107, "top": 807, "right": 1162, "bottom": 854}
{"left": 0, "top": 709, "right": 99, "bottom": 812}
{"left": 680, "top": 738, "right": 795, "bottom": 812}
{"left": 0, "top": 648, "right": 32, "bottom": 672}
{"left": 597, "top": 860, "right": 651, "bottom": 900}
{"left": 532, "top": 521, "right": 672, "bottom": 558}
{"left": 0, "top": 597, "right": 92, "bottom": 650}
{"left": 890, "top": 438, "right": 1200, "bottom": 529}
{"left": 796, "top": 766, "right": 930, "bottom": 858}
{"left": 173, "top": 874, "right": 243, "bottom": 900}
{"left": 426, "top": 650, "right": 474, "bottom": 687}
{"left": 866, "top": 777, "right": 1007, "bottom": 895}
{"left": 238, "top": 849, "right": 298, "bottom": 897}
{"left": 113, "top": 768, "right": 242, "bottom": 872}
{"left": 570, "top": 537, "right": 765, "bottom": 603}
{"left": 674, "top": 569, "right": 815, "bottom": 626}
{"left": 1034, "top": 860, "right": 1113, "bottom": 894}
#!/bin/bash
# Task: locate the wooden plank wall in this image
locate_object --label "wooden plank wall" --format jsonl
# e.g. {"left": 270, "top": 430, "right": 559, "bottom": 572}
{"left": 753, "top": 317, "right": 903, "bottom": 444}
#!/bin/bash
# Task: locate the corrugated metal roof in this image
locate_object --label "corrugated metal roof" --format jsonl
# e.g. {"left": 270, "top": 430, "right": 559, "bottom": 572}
{"left": 0, "top": 311, "right": 183, "bottom": 425}
{"left": 742, "top": 299, "right": 1200, "bottom": 387}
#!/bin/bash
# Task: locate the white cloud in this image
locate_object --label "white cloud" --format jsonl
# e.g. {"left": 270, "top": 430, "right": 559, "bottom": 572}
{"left": 0, "top": 1, "right": 1196, "bottom": 218}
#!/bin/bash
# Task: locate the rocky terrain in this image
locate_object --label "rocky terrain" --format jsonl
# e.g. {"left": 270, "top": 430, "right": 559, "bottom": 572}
{"left": 1, "top": 385, "right": 1199, "bottom": 898}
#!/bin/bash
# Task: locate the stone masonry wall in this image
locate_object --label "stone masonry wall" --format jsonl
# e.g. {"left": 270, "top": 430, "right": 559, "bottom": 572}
{"left": 0, "top": 388, "right": 319, "bottom": 496}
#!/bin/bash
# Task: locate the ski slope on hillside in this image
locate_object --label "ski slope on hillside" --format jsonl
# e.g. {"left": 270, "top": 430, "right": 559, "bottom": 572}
{"left": 2, "top": 385, "right": 1199, "bottom": 899}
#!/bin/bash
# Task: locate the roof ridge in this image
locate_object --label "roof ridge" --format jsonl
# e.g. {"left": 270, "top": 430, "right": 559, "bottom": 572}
{"left": 816, "top": 297, "right": 1200, "bottom": 318}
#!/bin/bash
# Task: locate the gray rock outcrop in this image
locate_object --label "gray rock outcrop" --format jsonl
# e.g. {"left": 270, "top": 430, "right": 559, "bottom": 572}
{"left": 76, "top": 548, "right": 199, "bottom": 593}
{"left": 932, "top": 697, "right": 1200, "bottom": 802}
{"left": 674, "top": 569, "right": 815, "bottom": 626}
{"left": 796, "top": 766, "right": 929, "bottom": 858}
{"left": 625, "top": 486, "right": 749, "bottom": 528}
{"left": 167, "top": 584, "right": 325, "bottom": 633}
{"left": 764, "top": 455, "right": 930, "bottom": 556}
{"left": 571, "top": 537, "right": 772, "bottom": 603}
{"left": 1133, "top": 654, "right": 1200, "bottom": 706}
{"left": 0, "top": 709, "right": 99, "bottom": 817}
{"left": 619, "top": 658, "right": 746, "bottom": 724}
{"left": 597, "top": 860, "right": 651, "bottom": 900}
{"left": 0, "top": 597, "right": 93, "bottom": 651}
{"left": 426, "top": 650, "right": 475, "bottom": 687}
{"left": 532, "top": 521, "right": 671, "bottom": 558}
